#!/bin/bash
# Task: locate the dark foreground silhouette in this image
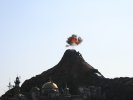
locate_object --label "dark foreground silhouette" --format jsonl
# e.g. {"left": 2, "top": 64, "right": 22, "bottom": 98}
{"left": 1, "top": 49, "right": 133, "bottom": 100}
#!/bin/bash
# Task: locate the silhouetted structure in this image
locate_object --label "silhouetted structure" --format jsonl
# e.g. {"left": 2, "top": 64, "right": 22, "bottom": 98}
{"left": 14, "top": 77, "right": 20, "bottom": 87}
{"left": 1, "top": 49, "right": 133, "bottom": 100}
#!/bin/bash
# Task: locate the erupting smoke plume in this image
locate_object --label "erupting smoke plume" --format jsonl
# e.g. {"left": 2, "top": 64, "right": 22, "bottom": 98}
{"left": 66, "top": 34, "right": 83, "bottom": 47}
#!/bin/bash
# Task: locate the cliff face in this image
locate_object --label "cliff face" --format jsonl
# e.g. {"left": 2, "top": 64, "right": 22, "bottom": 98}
{"left": 20, "top": 49, "right": 104, "bottom": 94}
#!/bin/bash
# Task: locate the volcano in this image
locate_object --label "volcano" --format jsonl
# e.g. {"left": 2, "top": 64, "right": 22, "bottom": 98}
{"left": 2, "top": 49, "right": 133, "bottom": 100}
{"left": 21, "top": 49, "right": 104, "bottom": 94}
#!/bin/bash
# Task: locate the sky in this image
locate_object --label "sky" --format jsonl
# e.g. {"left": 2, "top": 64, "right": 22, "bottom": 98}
{"left": 0, "top": 0, "right": 133, "bottom": 96}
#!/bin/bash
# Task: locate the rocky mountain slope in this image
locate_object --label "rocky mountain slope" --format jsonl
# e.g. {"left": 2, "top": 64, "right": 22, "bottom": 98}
{"left": 1, "top": 49, "right": 133, "bottom": 100}
{"left": 21, "top": 49, "right": 104, "bottom": 94}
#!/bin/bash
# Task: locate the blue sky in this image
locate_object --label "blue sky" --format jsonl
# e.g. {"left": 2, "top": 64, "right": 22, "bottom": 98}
{"left": 0, "top": 0, "right": 133, "bottom": 96}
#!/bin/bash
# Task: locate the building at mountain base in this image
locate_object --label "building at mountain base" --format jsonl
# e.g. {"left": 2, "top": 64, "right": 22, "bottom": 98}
{"left": 1, "top": 80, "right": 105, "bottom": 100}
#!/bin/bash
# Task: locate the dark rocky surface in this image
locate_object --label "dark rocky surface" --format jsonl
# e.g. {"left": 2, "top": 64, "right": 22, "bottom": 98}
{"left": 1, "top": 49, "right": 133, "bottom": 100}
{"left": 21, "top": 49, "right": 104, "bottom": 94}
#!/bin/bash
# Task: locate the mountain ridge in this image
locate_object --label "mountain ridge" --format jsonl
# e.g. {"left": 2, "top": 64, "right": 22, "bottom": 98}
{"left": 2, "top": 49, "right": 133, "bottom": 100}
{"left": 20, "top": 49, "right": 104, "bottom": 94}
